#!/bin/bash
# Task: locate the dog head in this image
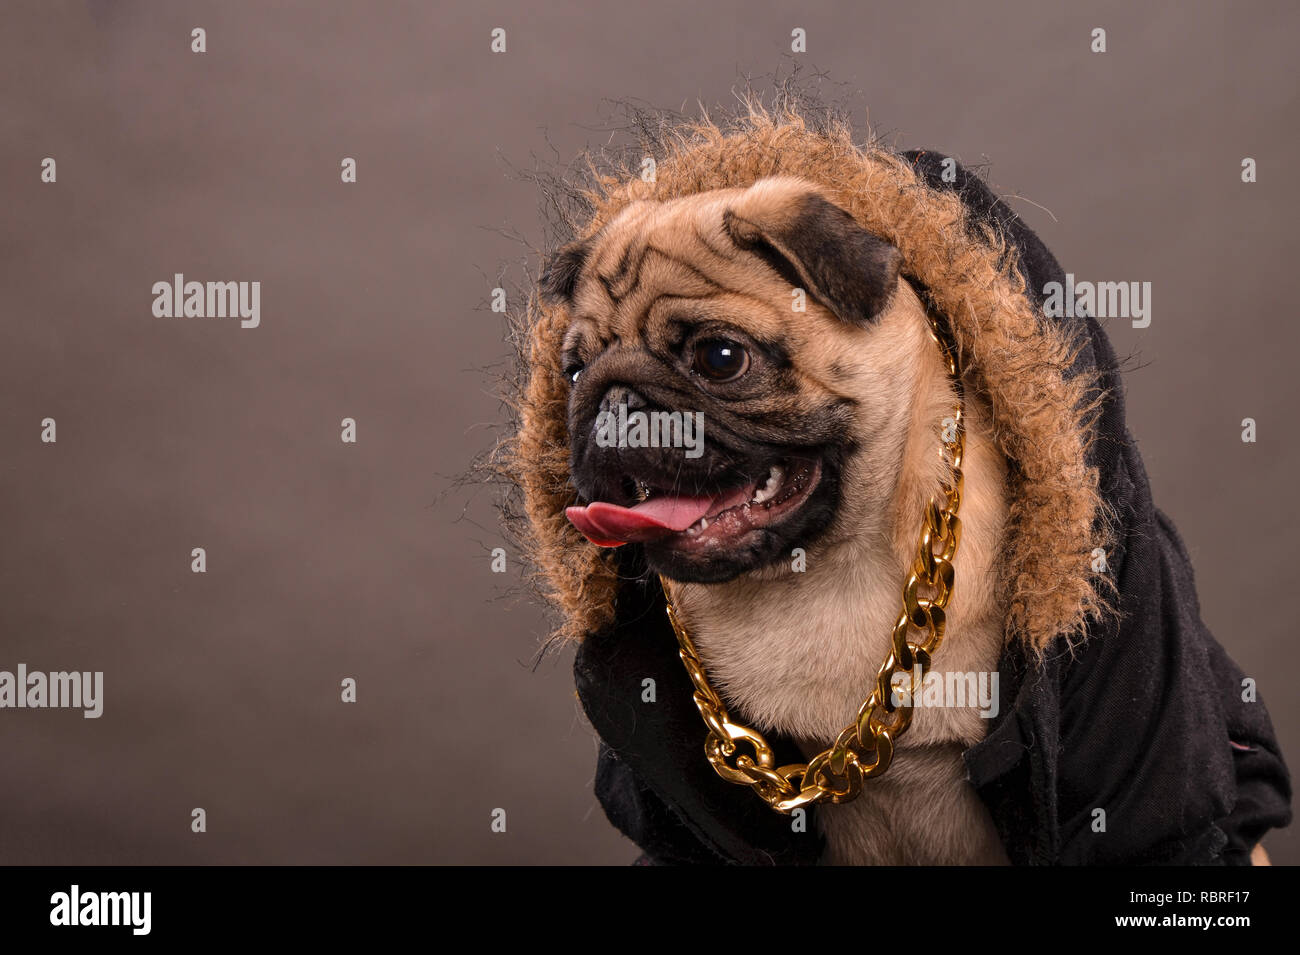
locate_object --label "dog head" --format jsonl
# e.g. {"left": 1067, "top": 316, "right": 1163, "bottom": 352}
{"left": 540, "top": 176, "right": 932, "bottom": 584}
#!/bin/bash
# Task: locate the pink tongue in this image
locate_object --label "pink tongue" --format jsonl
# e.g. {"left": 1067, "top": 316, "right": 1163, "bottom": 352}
{"left": 566, "top": 493, "right": 720, "bottom": 547}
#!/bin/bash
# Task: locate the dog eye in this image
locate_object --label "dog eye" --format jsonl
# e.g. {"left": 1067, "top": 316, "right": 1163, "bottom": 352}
{"left": 692, "top": 339, "right": 750, "bottom": 381}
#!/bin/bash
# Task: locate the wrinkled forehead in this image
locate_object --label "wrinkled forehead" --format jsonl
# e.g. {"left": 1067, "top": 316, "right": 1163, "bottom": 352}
{"left": 569, "top": 189, "right": 763, "bottom": 336}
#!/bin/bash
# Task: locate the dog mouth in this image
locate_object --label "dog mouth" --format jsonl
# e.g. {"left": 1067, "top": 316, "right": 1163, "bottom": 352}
{"left": 565, "top": 456, "right": 823, "bottom": 551}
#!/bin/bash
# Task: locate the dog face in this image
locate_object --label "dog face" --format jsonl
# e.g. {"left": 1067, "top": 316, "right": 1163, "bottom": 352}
{"left": 541, "top": 176, "right": 920, "bottom": 584}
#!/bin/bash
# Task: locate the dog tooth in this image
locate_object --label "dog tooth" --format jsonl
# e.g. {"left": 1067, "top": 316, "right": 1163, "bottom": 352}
{"left": 752, "top": 464, "right": 785, "bottom": 505}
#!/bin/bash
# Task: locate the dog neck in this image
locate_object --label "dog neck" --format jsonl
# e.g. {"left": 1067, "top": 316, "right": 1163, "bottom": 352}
{"left": 667, "top": 300, "right": 1011, "bottom": 757}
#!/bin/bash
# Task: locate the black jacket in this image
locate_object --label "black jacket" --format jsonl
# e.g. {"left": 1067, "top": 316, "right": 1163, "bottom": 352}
{"left": 572, "top": 151, "right": 1292, "bottom": 865}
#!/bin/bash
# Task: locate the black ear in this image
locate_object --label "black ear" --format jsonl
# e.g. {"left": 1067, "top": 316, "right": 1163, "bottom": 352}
{"left": 723, "top": 181, "right": 902, "bottom": 325}
{"left": 539, "top": 239, "right": 592, "bottom": 305}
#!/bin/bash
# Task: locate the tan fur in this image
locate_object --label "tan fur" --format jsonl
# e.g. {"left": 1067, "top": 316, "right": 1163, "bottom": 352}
{"left": 661, "top": 273, "right": 1011, "bottom": 865}
{"left": 506, "top": 100, "right": 1116, "bottom": 660}
{"left": 815, "top": 747, "right": 1010, "bottom": 865}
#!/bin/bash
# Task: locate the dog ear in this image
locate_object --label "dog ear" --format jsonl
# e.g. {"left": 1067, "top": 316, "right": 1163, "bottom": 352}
{"left": 723, "top": 178, "right": 902, "bottom": 325}
{"left": 539, "top": 239, "right": 593, "bottom": 306}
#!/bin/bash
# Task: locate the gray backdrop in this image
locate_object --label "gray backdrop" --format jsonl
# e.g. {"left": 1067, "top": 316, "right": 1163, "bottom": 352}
{"left": 1, "top": 0, "right": 1295, "bottom": 865}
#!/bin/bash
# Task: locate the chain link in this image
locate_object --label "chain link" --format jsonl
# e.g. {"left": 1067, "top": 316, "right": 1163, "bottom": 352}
{"left": 660, "top": 316, "right": 966, "bottom": 814}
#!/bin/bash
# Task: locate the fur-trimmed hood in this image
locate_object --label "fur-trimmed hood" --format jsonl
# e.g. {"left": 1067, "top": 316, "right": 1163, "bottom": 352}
{"left": 499, "top": 96, "right": 1290, "bottom": 865}
{"left": 509, "top": 101, "right": 1113, "bottom": 655}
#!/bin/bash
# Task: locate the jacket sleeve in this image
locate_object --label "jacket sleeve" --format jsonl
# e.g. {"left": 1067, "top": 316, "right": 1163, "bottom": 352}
{"left": 1051, "top": 435, "right": 1291, "bottom": 864}
{"left": 1156, "top": 510, "right": 1293, "bottom": 863}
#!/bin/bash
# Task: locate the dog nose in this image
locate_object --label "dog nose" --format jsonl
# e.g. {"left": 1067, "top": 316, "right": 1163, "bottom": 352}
{"left": 600, "top": 384, "right": 649, "bottom": 416}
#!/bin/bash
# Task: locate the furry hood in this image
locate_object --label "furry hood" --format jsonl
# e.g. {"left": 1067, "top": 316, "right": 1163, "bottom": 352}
{"left": 505, "top": 98, "right": 1115, "bottom": 654}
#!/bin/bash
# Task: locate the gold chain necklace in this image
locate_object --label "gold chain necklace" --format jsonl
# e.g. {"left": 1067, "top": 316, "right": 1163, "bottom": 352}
{"left": 658, "top": 315, "right": 966, "bottom": 813}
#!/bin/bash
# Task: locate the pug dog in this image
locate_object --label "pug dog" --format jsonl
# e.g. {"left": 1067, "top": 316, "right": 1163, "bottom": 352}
{"left": 542, "top": 176, "right": 1014, "bottom": 864}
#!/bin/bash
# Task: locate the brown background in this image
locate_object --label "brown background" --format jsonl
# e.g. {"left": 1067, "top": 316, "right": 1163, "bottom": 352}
{"left": 0, "top": 0, "right": 1295, "bottom": 865}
